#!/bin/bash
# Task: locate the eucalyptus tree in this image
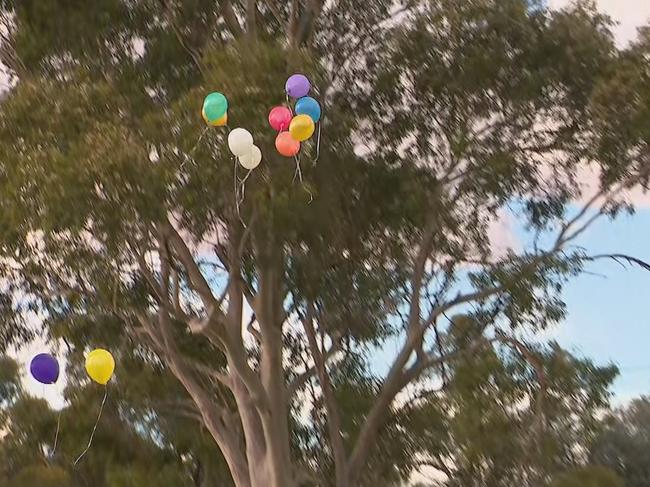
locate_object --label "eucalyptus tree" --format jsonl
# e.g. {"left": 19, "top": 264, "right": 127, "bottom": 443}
{"left": 0, "top": 1, "right": 648, "bottom": 486}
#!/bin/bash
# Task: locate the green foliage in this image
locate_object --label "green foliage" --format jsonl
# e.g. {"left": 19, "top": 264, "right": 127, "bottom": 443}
{"left": 6, "top": 465, "right": 72, "bottom": 487}
{"left": 548, "top": 466, "right": 623, "bottom": 487}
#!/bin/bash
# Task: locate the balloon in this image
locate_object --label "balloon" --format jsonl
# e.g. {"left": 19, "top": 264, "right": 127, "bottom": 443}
{"left": 295, "top": 96, "right": 321, "bottom": 123}
{"left": 289, "top": 114, "right": 315, "bottom": 142}
{"left": 268, "top": 106, "right": 292, "bottom": 131}
{"left": 285, "top": 74, "right": 311, "bottom": 98}
{"left": 85, "top": 349, "right": 115, "bottom": 385}
{"left": 239, "top": 145, "right": 262, "bottom": 170}
{"left": 275, "top": 132, "right": 300, "bottom": 157}
{"left": 30, "top": 353, "right": 59, "bottom": 385}
{"left": 202, "top": 108, "right": 228, "bottom": 127}
{"left": 228, "top": 128, "right": 254, "bottom": 156}
{"left": 202, "top": 92, "right": 228, "bottom": 122}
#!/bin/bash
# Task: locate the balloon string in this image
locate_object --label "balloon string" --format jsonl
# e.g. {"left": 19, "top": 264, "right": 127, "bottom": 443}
{"left": 189, "top": 126, "right": 209, "bottom": 155}
{"left": 233, "top": 159, "right": 248, "bottom": 229}
{"left": 73, "top": 386, "right": 108, "bottom": 467}
{"left": 239, "top": 169, "right": 253, "bottom": 206}
{"left": 51, "top": 410, "right": 62, "bottom": 458}
{"left": 181, "top": 126, "right": 210, "bottom": 170}
{"left": 293, "top": 154, "right": 302, "bottom": 183}
{"left": 312, "top": 122, "right": 321, "bottom": 165}
{"left": 293, "top": 155, "right": 313, "bottom": 204}
{"left": 237, "top": 169, "right": 253, "bottom": 229}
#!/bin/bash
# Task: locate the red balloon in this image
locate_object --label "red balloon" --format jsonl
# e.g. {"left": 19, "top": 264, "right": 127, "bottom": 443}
{"left": 275, "top": 131, "right": 300, "bottom": 157}
{"left": 268, "top": 106, "right": 292, "bottom": 132}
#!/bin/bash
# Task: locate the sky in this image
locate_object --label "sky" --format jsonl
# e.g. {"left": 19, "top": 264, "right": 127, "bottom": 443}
{"left": 542, "top": 0, "right": 650, "bottom": 404}
{"left": 13, "top": 0, "right": 650, "bottom": 412}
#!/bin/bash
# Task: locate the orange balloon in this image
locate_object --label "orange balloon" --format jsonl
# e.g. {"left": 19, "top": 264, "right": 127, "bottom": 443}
{"left": 275, "top": 131, "right": 300, "bottom": 157}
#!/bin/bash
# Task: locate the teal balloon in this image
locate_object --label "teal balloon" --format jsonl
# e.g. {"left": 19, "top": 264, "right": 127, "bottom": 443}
{"left": 203, "top": 92, "right": 228, "bottom": 121}
{"left": 295, "top": 96, "right": 321, "bottom": 123}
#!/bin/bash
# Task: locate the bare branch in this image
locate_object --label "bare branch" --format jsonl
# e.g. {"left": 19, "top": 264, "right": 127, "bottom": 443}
{"left": 587, "top": 253, "right": 650, "bottom": 272}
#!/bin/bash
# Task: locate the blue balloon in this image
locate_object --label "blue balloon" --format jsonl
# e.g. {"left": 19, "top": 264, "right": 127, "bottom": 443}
{"left": 295, "top": 96, "right": 321, "bottom": 123}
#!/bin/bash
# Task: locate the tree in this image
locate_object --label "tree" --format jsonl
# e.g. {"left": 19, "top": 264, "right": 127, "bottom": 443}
{"left": 416, "top": 318, "right": 620, "bottom": 487}
{"left": 0, "top": 1, "right": 648, "bottom": 486}
{"left": 591, "top": 397, "right": 650, "bottom": 487}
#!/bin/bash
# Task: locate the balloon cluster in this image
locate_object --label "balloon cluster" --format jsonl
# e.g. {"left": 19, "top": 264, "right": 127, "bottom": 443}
{"left": 270, "top": 74, "right": 321, "bottom": 157}
{"left": 29, "top": 349, "right": 115, "bottom": 465}
{"left": 202, "top": 92, "right": 261, "bottom": 171}
{"left": 29, "top": 349, "right": 115, "bottom": 386}
{"left": 197, "top": 75, "right": 321, "bottom": 219}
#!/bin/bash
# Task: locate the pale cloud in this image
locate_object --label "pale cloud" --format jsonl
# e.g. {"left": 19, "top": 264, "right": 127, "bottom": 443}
{"left": 575, "top": 164, "right": 650, "bottom": 208}
{"left": 488, "top": 209, "right": 520, "bottom": 256}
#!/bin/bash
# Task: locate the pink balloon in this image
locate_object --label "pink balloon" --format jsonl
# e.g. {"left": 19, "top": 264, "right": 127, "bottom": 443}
{"left": 268, "top": 106, "right": 292, "bottom": 132}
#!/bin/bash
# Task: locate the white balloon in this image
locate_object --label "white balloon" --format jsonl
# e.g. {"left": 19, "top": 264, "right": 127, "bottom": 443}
{"left": 228, "top": 128, "right": 254, "bottom": 156}
{"left": 239, "top": 145, "right": 262, "bottom": 170}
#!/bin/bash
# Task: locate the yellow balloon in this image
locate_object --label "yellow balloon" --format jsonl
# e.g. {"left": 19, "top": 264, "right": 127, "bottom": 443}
{"left": 85, "top": 349, "right": 115, "bottom": 385}
{"left": 289, "top": 114, "right": 315, "bottom": 142}
{"left": 202, "top": 108, "right": 228, "bottom": 127}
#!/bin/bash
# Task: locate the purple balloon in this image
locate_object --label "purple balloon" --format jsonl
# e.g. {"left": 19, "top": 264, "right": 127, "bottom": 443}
{"left": 30, "top": 353, "right": 60, "bottom": 385}
{"left": 285, "top": 74, "right": 311, "bottom": 98}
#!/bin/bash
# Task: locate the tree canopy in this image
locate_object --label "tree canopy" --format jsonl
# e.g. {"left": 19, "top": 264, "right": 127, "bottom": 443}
{"left": 0, "top": 1, "right": 648, "bottom": 486}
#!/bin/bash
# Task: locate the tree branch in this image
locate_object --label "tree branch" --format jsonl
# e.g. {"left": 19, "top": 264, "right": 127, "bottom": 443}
{"left": 162, "top": 220, "right": 220, "bottom": 312}
{"left": 246, "top": 0, "right": 257, "bottom": 37}
{"left": 302, "top": 302, "right": 348, "bottom": 485}
{"left": 219, "top": 0, "right": 244, "bottom": 38}
{"left": 587, "top": 253, "right": 650, "bottom": 272}
{"left": 288, "top": 333, "right": 343, "bottom": 397}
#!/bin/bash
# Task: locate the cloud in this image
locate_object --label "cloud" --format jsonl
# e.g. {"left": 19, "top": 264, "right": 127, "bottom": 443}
{"left": 572, "top": 163, "right": 650, "bottom": 208}
{"left": 488, "top": 209, "right": 520, "bottom": 256}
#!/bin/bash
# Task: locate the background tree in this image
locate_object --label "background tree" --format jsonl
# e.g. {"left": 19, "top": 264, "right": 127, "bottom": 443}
{"left": 406, "top": 316, "right": 621, "bottom": 487}
{"left": 590, "top": 396, "right": 650, "bottom": 487}
{"left": 0, "top": 1, "right": 648, "bottom": 487}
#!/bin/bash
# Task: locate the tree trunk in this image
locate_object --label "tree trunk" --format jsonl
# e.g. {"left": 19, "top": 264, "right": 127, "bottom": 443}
{"left": 257, "top": 258, "right": 294, "bottom": 487}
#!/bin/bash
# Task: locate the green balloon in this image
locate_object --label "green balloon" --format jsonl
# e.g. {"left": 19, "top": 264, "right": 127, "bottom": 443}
{"left": 202, "top": 92, "right": 228, "bottom": 122}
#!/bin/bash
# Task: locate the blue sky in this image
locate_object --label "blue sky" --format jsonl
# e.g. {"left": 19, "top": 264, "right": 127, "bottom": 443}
{"left": 547, "top": 208, "right": 650, "bottom": 403}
